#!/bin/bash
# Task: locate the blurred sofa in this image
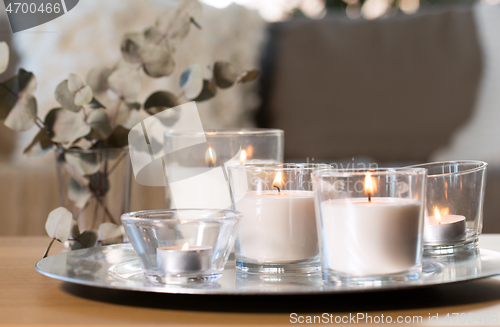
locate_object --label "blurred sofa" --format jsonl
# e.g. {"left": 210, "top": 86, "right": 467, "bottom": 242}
{"left": 257, "top": 4, "right": 500, "bottom": 232}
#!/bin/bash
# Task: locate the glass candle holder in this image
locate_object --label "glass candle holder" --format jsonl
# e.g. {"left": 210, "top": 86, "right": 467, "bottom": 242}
{"left": 227, "top": 163, "right": 330, "bottom": 274}
{"left": 408, "top": 161, "right": 488, "bottom": 255}
{"left": 312, "top": 168, "right": 427, "bottom": 285}
{"left": 164, "top": 129, "right": 284, "bottom": 209}
{"left": 121, "top": 209, "right": 241, "bottom": 284}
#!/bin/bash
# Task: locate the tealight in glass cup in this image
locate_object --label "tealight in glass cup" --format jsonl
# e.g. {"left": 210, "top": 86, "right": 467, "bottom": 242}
{"left": 227, "top": 163, "right": 330, "bottom": 275}
{"left": 312, "top": 168, "right": 427, "bottom": 285}
{"left": 121, "top": 209, "right": 241, "bottom": 284}
{"left": 407, "top": 161, "right": 488, "bottom": 255}
{"left": 163, "top": 129, "right": 284, "bottom": 210}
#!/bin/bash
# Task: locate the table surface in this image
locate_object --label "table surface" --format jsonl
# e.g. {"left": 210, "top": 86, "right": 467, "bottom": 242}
{"left": 3, "top": 236, "right": 500, "bottom": 326}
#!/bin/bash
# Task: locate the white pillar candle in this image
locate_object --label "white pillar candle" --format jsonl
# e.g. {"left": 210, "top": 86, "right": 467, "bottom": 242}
{"left": 320, "top": 198, "right": 421, "bottom": 276}
{"left": 157, "top": 243, "right": 213, "bottom": 274}
{"left": 235, "top": 190, "right": 318, "bottom": 263}
{"left": 423, "top": 208, "right": 466, "bottom": 244}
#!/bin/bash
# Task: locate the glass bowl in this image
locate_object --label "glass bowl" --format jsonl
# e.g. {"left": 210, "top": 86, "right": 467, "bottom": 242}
{"left": 121, "top": 209, "right": 241, "bottom": 284}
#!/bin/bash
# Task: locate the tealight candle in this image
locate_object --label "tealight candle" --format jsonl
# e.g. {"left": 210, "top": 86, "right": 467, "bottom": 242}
{"left": 157, "top": 243, "right": 213, "bottom": 274}
{"left": 423, "top": 208, "right": 466, "bottom": 244}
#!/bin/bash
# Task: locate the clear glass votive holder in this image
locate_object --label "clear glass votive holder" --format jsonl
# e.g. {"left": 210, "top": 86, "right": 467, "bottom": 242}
{"left": 121, "top": 209, "right": 241, "bottom": 284}
{"left": 164, "top": 128, "right": 284, "bottom": 167}
{"left": 312, "top": 168, "right": 427, "bottom": 285}
{"left": 164, "top": 129, "right": 284, "bottom": 209}
{"left": 408, "top": 161, "right": 488, "bottom": 255}
{"left": 227, "top": 163, "right": 330, "bottom": 274}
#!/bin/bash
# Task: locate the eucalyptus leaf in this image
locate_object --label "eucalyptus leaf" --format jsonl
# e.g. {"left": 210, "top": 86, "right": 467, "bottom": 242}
{"left": 88, "top": 172, "right": 109, "bottom": 197}
{"left": 144, "top": 91, "right": 178, "bottom": 115}
{"left": 51, "top": 109, "right": 91, "bottom": 146}
{"left": 239, "top": 69, "right": 260, "bottom": 83}
{"left": 66, "top": 152, "right": 101, "bottom": 175}
{"left": 55, "top": 80, "right": 81, "bottom": 112}
{"left": 0, "top": 41, "right": 9, "bottom": 74}
{"left": 74, "top": 85, "right": 93, "bottom": 106}
{"left": 156, "top": 0, "right": 202, "bottom": 40}
{"left": 0, "top": 69, "right": 36, "bottom": 119}
{"left": 87, "top": 97, "right": 105, "bottom": 109}
{"left": 4, "top": 94, "right": 37, "bottom": 131}
{"left": 110, "top": 99, "right": 140, "bottom": 127}
{"left": 23, "top": 126, "right": 52, "bottom": 154}
{"left": 180, "top": 63, "right": 203, "bottom": 100}
{"left": 87, "top": 109, "right": 112, "bottom": 140}
{"left": 87, "top": 67, "right": 113, "bottom": 94}
{"left": 121, "top": 32, "right": 145, "bottom": 64}
{"left": 67, "top": 73, "right": 85, "bottom": 93}
{"left": 70, "top": 219, "right": 80, "bottom": 239}
{"left": 45, "top": 207, "right": 73, "bottom": 242}
{"left": 140, "top": 43, "right": 175, "bottom": 78}
{"left": 98, "top": 223, "right": 123, "bottom": 245}
{"left": 213, "top": 62, "right": 237, "bottom": 89}
{"left": 68, "top": 178, "right": 92, "bottom": 209}
{"left": 71, "top": 137, "right": 93, "bottom": 150}
{"left": 107, "top": 68, "right": 141, "bottom": 102}
{"left": 6, "top": 68, "right": 36, "bottom": 94}
{"left": 71, "top": 230, "right": 98, "bottom": 250}
{"left": 44, "top": 108, "right": 60, "bottom": 137}
{"left": 106, "top": 125, "right": 130, "bottom": 148}
{"left": 193, "top": 78, "right": 217, "bottom": 101}
{"left": 24, "top": 140, "right": 48, "bottom": 159}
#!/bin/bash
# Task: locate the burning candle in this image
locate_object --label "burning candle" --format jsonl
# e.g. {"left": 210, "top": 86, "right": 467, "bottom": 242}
{"left": 423, "top": 208, "right": 466, "bottom": 244}
{"left": 205, "top": 147, "right": 216, "bottom": 167}
{"left": 157, "top": 242, "right": 213, "bottom": 274}
{"left": 319, "top": 172, "right": 422, "bottom": 276}
{"left": 239, "top": 150, "right": 247, "bottom": 164}
{"left": 234, "top": 171, "right": 318, "bottom": 263}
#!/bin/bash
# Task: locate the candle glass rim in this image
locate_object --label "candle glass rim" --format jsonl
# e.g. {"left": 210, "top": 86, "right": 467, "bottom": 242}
{"left": 164, "top": 128, "right": 284, "bottom": 137}
{"left": 228, "top": 163, "right": 331, "bottom": 172}
{"left": 121, "top": 209, "right": 242, "bottom": 224}
{"left": 312, "top": 167, "right": 427, "bottom": 178}
{"left": 406, "top": 160, "right": 487, "bottom": 177}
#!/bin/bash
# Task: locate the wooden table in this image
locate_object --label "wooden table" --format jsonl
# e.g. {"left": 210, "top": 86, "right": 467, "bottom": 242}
{"left": 2, "top": 236, "right": 500, "bottom": 326}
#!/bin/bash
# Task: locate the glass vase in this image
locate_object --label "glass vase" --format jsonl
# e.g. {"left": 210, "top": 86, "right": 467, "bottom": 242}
{"left": 55, "top": 148, "right": 131, "bottom": 232}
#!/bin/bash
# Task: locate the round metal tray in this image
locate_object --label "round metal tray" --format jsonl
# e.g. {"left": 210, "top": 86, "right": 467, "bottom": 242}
{"left": 35, "top": 244, "right": 500, "bottom": 295}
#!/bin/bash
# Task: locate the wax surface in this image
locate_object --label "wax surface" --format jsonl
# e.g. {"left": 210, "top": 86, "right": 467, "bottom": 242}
{"left": 320, "top": 197, "right": 421, "bottom": 276}
{"left": 236, "top": 190, "right": 318, "bottom": 263}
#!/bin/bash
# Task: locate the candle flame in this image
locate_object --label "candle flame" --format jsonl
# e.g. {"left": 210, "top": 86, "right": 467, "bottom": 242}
{"left": 434, "top": 208, "right": 441, "bottom": 221}
{"left": 364, "top": 173, "right": 374, "bottom": 197}
{"left": 181, "top": 242, "right": 189, "bottom": 251}
{"left": 239, "top": 150, "right": 247, "bottom": 164}
{"left": 205, "top": 147, "right": 216, "bottom": 167}
{"left": 273, "top": 172, "right": 283, "bottom": 194}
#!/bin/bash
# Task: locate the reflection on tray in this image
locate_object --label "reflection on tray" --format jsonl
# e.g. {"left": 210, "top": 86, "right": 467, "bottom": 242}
{"left": 34, "top": 244, "right": 500, "bottom": 295}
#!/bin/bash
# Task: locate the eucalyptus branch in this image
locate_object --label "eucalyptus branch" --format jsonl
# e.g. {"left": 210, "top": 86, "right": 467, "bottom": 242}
{"left": 110, "top": 98, "right": 124, "bottom": 128}
{"left": 43, "top": 237, "right": 60, "bottom": 258}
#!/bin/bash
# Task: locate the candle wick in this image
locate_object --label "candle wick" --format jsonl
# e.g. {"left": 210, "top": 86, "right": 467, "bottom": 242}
{"left": 274, "top": 186, "right": 280, "bottom": 195}
{"left": 368, "top": 193, "right": 371, "bottom": 202}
